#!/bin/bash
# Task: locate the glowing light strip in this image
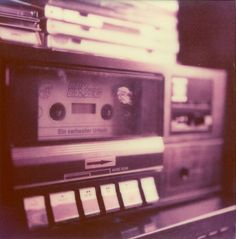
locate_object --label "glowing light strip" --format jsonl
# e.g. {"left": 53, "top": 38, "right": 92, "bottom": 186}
{"left": 47, "top": 34, "right": 177, "bottom": 63}
{"left": 45, "top": 4, "right": 178, "bottom": 30}
{"left": 47, "top": 19, "right": 179, "bottom": 53}
{"left": 0, "top": 26, "right": 41, "bottom": 45}
{"left": 47, "top": 35, "right": 149, "bottom": 61}
{"left": 45, "top": 5, "right": 103, "bottom": 28}
{"left": 12, "top": 136, "right": 164, "bottom": 166}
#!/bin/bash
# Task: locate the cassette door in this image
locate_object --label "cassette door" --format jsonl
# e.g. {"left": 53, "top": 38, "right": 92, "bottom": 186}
{"left": 163, "top": 65, "right": 227, "bottom": 142}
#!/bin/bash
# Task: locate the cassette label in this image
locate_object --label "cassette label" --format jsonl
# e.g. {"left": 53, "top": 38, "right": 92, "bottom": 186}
{"left": 38, "top": 74, "right": 114, "bottom": 140}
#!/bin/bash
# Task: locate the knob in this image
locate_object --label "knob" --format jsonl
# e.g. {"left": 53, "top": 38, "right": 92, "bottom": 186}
{"left": 49, "top": 103, "right": 66, "bottom": 121}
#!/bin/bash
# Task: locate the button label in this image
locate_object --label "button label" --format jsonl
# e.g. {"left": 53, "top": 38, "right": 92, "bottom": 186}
{"left": 49, "top": 191, "right": 79, "bottom": 222}
{"left": 100, "top": 184, "right": 120, "bottom": 212}
{"left": 141, "top": 177, "right": 159, "bottom": 203}
{"left": 119, "top": 180, "right": 142, "bottom": 209}
{"left": 23, "top": 196, "right": 48, "bottom": 229}
{"left": 79, "top": 187, "right": 100, "bottom": 216}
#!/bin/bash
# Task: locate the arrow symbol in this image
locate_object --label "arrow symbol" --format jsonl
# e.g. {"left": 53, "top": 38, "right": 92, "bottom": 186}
{"left": 87, "top": 160, "right": 112, "bottom": 166}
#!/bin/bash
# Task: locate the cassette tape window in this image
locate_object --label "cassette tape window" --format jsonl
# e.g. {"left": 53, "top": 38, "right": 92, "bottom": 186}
{"left": 8, "top": 65, "right": 163, "bottom": 145}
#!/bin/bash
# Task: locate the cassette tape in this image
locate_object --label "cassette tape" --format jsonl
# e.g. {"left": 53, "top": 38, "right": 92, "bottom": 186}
{"left": 37, "top": 68, "right": 162, "bottom": 141}
{"left": 37, "top": 72, "right": 127, "bottom": 140}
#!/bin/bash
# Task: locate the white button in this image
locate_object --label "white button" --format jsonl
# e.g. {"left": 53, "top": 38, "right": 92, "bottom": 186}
{"left": 23, "top": 196, "right": 48, "bottom": 229}
{"left": 79, "top": 187, "right": 100, "bottom": 216}
{"left": 119, "top": 180, "right": 142, "bottom": 209}
{"left": 100, "top": 184, "right": 120, "bottom": 212}
{"left": 140, "top": 177, "right": 159, "bottom": 203}
{"left": 49, "top": 191, "right": 79, "bottom": 223}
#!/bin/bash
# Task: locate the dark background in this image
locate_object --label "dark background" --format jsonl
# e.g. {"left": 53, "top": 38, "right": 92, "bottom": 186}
{"left": 177, "top": 0, "right": 235, "bottom": 196}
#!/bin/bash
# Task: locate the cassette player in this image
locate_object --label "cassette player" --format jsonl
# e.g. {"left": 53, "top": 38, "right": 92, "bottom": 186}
{"left": 3, "top": 56, "right": 227, "bottom": 231}
{"left": 8, "top": 65, "right": 164, "bottom": 189}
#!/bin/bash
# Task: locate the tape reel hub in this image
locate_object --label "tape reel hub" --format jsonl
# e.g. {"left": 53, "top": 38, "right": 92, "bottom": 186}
{"left": 49, "top": 103, "right": 66, "bottom": 121}
{"left": 101, "top": 104, "right": 113, "bottom": 120}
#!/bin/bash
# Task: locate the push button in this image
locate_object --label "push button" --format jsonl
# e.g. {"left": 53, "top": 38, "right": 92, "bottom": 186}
{"left": 100, "top": 184, "right": 120, "bottom": 212}
{"left": 23, "top": 196, "right": 48, "bottom": 230}
{"left": 119, "top": 180, "right": 142, "bottom": 209}
{"left": 49, "top": 191, "right": 79, "bottom": 223}
{"left": 79, "top": 187, "right": 100, "bottom": 216}
{"left": 140, "top": 177, "right": 159, "bottom": 203}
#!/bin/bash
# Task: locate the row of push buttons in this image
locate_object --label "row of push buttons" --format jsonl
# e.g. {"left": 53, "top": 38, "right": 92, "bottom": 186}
{"left": 23, "top": 177, "right": 159, "bottom": 230}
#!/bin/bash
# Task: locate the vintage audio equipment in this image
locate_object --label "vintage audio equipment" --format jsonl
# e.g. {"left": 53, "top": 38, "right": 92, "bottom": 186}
{"left": 0, "top": 42, "right": 228, "bottom": 232}
{"left": 162, "top": 65, "right": 227, "bottom": 202}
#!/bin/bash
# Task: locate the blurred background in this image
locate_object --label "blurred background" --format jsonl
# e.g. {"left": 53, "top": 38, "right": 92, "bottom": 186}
{"left": 177, "top": 0, "right": 235, "bottom": 197}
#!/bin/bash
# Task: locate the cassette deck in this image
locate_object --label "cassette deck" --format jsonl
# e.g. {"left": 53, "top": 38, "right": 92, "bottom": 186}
{"left": 8, "top": 64, "right": 164, "bottom": 192}
{"left": 0, "top": 44, "right": 227, "bottom": 231}
{"left": 162, "top": 65, "right": 227, "bottom": 202}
